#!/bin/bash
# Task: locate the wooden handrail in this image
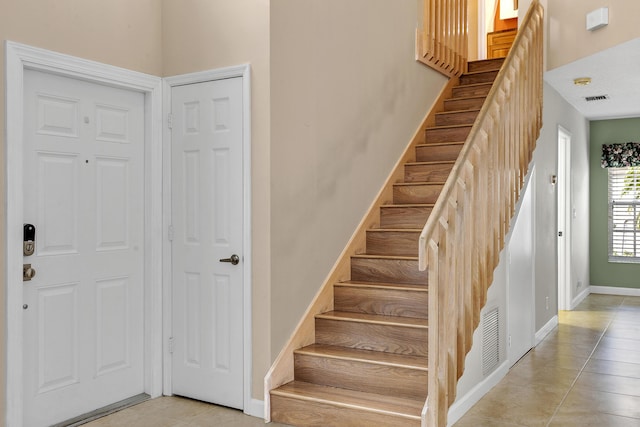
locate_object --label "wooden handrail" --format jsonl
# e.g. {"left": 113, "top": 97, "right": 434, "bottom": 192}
{"left": 417, "top": 0, "right": 468, "bottom": 77}
{"left": 418, "top": 1, "right": 544, "bottom": 426}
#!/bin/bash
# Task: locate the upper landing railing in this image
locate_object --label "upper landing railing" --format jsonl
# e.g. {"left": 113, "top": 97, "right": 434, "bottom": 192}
{"left": 417, "top": 0, "right": 468, "bottom": 77}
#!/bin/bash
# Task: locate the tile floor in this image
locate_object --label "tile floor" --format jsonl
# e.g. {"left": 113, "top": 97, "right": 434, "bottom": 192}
{"left": 455, "top": 293, "right": 640, "bottom": 426}
{"left": 84, "top": 293, "right": 640, "bottom": 427}
{"left": 82, "top": 396, "right": 289, "bottom": 427}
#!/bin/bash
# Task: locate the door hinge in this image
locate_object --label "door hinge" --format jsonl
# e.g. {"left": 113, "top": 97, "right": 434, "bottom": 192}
{"left": 168, "top": 337, "right": 174, "bottom": 354}
{"left": 168, "top": 225, "right": 174, "bottom": 241}
{"left": 167, "top": 113, "right": 173, "bottom": 129}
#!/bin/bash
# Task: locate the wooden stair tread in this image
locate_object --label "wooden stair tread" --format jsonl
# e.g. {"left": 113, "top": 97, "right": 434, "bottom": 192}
{"left": 296, "top": 344, "right": 428, "bottom": 369}
{"left": 351, "top": 254, "right": 419, "bottom": 260}
{"left": 271, "top": 381, "right": 423, "bottom": 420}
{"left": 445, "top": 94, "right": 487, "bottom": 102}
{"left": 381, "top": 203, "right": 435, "bottom": 208}
{"left": 367, "top": 228, "right": 422, "bottom": 233}
{"left": 404, "top": 160, "right": 455, "bottom": 166}
{"left": 316, "top": 310, "right": 428, "bottom": 328}
{"left": 455, "top": 82, "right": 493, "bottom": 89}
{"left": 462, "top": 69, "right": 500, "bottom": 77}
{"left": 436, "top": 108, "right": 481, "bottom": 115}
{"left": 416, "top": 141, "right": 464, "bottom": 147}
{"left": 394, "top": 181, "right": 446, "bottom": 186}
{"left": 426, "top": 123, "right": 472, "bottom": 130}
{"left": 336, "top": 280, "right": 428, "bottom": 291}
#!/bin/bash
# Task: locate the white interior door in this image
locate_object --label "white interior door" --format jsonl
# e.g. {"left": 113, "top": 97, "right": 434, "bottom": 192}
{"left": 171, "top": 77, "right": 244, "bottom": 409}
{"left": 507, "top": 172, "right": 534, "bottom": 365}
{"left": 22, "top": 70, "right": 145, "bottom": 427}
{"left": 557, "top": 127, "right": 572, "bottom": 310}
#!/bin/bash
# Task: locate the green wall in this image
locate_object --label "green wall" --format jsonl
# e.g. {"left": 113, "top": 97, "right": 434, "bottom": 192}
{"left": 590, "top": 118, "right": 640, "bottom": 288}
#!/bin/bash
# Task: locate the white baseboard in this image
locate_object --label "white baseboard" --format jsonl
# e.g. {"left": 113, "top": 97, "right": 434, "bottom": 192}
{"left": 446, "top": 361, "right": 509, "bottom": 426}
{"left": 590, "top": 285, "right": 640, "bottom": 297}
{"left": 535, "top": 315, "right": 558, "bottom": 346}
{"left": 244, "top": 398, "right": 265, "bottom": 419}
{"left": 570, "top": 287, "right": 590, "bottom": 309}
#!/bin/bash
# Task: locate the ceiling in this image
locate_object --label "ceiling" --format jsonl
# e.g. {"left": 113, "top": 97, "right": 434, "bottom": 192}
{"left": 544, "top": 37, "right": 640, "bottom": 120}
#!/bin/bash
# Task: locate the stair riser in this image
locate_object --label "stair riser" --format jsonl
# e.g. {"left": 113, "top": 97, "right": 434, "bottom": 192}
{"left": 393, "top": 184, "right": 443, "bottom": 204}
{"left": 467, "top": 58, "right": 504, "bottom": 72}
{"left": 350, "top": 257, "right": 427, "bottom": 285}
{"left": 380, "top": 206, "right": 432, "bottom": 229}
{"left": 334, "top": 286, "right": 428, "bottom": 318}
{"left": 366, "top": 230, "right": 420, "bottom": 256}
{"left": 404, "top": 162, "right": 454, "bottom": 183}
{"left": 270, "top": 395, "right": 420, "bottom": 427}
{"left": 459, "top": 70, "right": 499, "bottom": 85}
{"left": 444, "top": 97, "right": 485, "bottom": 112}
{"left": 416, "top": 144, "right": 463, "bottom": 162}
{"left": 425, "top": 126, "right": 471, "bottom": 143}
{"left": 294, "top": 354, "right": 428, "bottom": 400}
{"left": 435, "top": 110, "right": 480, "bottom": 127}
{"left": 452, "top": 83, "right": 492, "bottom": 98}
{"left": 315, "top": 318, "right": 428, "bottom": 356}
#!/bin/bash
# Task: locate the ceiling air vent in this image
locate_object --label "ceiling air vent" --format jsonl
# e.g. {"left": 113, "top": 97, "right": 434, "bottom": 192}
{"left": 585, "top": 94, "right": 609, "bottom": 102}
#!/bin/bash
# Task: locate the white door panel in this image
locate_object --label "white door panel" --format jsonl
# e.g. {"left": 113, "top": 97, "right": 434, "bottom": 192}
{"left": 508, "top": 173, "right": 534, "bottom": 365}
{"left": 23, "top": 70, "right": 145, "bottom": 427}
{"left": 171, "top": 78, "right": 244, "bottom": 408}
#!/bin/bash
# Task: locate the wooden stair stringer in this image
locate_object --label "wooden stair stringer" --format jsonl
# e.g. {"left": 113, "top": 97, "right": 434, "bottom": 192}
{"left": 263, "top": 75, "right": 461, "bottom": 422}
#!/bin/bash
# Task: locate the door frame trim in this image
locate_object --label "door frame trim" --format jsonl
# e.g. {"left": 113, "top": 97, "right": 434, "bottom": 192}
{"left": 162, "top": 65, "right": 255, "bottom": 415}
{"left": 4, "top": 41, "right": 164, "bottom": 426}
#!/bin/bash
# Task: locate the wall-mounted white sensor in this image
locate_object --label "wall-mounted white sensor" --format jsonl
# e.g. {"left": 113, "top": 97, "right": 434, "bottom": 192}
{"left": 586, "top": 7, "right": 608, "bottom": 31}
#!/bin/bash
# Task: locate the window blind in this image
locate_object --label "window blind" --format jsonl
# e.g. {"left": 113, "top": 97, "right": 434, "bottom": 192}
{"left": 609, "top": 167, "right": 640, "bottom": 262}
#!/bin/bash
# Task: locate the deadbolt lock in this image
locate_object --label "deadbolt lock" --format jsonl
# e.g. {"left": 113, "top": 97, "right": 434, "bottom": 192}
{"left": 24, "top": 224, "right": 36, "bottom": 256}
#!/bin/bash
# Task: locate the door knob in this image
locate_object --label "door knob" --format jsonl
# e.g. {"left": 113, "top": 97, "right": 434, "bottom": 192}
{"left": 219, "top": 254, "right": 240, "bottom": 265}
{"left": 23, "top": 264, "right": 36, "bottom": 281}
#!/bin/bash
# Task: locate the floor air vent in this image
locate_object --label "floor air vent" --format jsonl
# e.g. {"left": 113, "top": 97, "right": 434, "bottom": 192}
{"left": 482, "top": 306, "right": 500, "bottom": 376}
{"left": 585, "top": 94, "right": 609, "bottom": 102}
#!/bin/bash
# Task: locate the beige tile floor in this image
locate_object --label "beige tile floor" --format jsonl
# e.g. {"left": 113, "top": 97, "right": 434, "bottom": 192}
{"left": 82, "top": 396, "right": 290, "bottom": 427}
{"left": 84, "top": 294, "right": 640, "bottom": 427}
{"left": 455, "top": 293, "right": 640, "bottom": 427}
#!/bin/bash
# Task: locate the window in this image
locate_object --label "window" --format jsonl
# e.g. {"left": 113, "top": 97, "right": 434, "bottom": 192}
{"left": 609, "top": 166, "right": 640, "bottom": 262}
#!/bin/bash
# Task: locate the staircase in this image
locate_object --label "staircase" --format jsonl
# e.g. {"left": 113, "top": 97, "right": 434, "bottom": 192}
{"left": 269, "top": 57, "right": 505, "bottom": 427}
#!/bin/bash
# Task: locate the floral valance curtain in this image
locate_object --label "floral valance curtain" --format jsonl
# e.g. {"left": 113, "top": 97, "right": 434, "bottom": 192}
{"left": 601, "top": 142, "right": 640, "bottom": 168}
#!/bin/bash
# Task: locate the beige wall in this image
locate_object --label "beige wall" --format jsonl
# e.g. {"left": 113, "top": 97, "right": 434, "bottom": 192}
{"left": 270, "top": 0, "right": 446, "bottom": 358}
{"left": 547, "top": 0, "right": 640, "bottom": 70}
{"left": 161, "top": 0, "right": 271, "bottom": 401}
{"left": 0, "top": 0, "right": 163, "bottom": 420}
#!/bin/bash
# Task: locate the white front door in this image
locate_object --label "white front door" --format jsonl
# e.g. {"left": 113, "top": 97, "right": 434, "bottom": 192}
{"left": 170, "top": 77, "right": 244, "bottom": 408}
{"left": 22, "top": 70, "right": 145, "bottom": 426}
